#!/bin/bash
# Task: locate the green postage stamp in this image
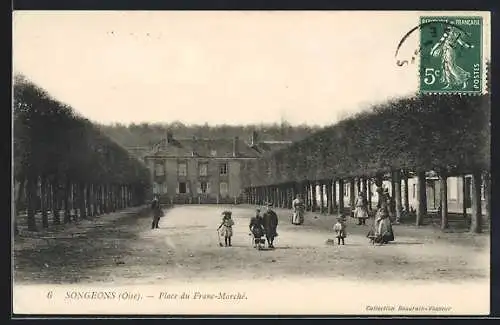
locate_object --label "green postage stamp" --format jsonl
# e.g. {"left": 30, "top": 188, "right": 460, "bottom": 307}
{"left": 419, "top": 16, "right": 483, "bottom": 94}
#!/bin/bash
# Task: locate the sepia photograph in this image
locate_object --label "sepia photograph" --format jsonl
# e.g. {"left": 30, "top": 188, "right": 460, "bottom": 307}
{"left": 12, "top": 10, "right": 491, "bottom": 316}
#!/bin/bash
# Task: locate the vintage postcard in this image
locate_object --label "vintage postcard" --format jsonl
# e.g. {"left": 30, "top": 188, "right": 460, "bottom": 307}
{"left": 12, "top": 11, "right": 491, "bottom": 316}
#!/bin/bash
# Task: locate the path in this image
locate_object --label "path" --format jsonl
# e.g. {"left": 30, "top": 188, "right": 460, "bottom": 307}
{"left": 13, "top": 204, "right": 490, "bottom": 285}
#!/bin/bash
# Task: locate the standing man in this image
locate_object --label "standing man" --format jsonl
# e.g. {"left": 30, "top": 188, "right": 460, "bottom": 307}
{"left": 151, "top": 195, "right": 162, "bottom": 229}
{"left": 262, "top": 202, "right": 279, "bottom": 249}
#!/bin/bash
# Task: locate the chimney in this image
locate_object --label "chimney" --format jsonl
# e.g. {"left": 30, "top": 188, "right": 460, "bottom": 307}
{"left": 166, "top": 131, "right": 173, "bottom": 144}
{"left": 233, "top": 136, "right": 239, "bottom": 157}
{"left": 192, "top": 135, "right": 197, "bottom": 157}
{"left": 251, "top": 131, "right": 258, "bottom": 146}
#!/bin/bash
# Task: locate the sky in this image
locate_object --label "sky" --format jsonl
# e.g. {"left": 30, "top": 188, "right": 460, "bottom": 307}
{"left": 12, "top": 11, "right": 490, "bottom": 126}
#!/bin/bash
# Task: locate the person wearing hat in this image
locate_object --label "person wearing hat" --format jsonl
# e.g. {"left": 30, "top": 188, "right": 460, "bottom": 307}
{"left": 262, "top": 203, "right": 279, "bottom": 249}
{"left": 151, "top": 195, "right": 162, "bottom": 229}
{"left": 218, "top": 210, "right": 235, "bottom": 247}
{"left": 368, "top": 205, "right": 395, "bottom": 245}
{"left": 292, "top": 194, "right": 305, "bottom": 225}
{"left": 249, "top": 208, "right": 265, "bottom": 249}
{"left": 354, "top": 191, "right": 369, "bottom": 225}
{"left": 333, "top": 215, "right": 347, "bottom": 245}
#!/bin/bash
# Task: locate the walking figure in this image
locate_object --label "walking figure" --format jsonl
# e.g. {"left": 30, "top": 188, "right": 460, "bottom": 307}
{"left": 262, "top": 203, "right": 279, "bottom": 249}
{"left": 218, "top": 211, "right": 235, "bottom": 247}
{"left": 151, "top": 196, "right": 162, "bottom": 229}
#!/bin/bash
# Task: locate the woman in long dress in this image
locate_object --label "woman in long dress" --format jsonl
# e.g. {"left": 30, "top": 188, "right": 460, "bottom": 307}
{"left": 354, "top": 191, "right": 369, "bottom": 225}
{"left": 291, "top": 194, "right": 305, "bottom": 225}
{"left": 367, "top": 206, "right": 395, "bottom": 245}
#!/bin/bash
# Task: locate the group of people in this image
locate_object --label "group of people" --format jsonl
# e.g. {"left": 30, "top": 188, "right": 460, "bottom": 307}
{"left": 289, "top": 189, "right": 395, "bottom": 246}
{"left": 218, "top": 203, "right": 279, "bottom": 249}
{"left": 150, "top": 186, "right": 395, "bottom": 248}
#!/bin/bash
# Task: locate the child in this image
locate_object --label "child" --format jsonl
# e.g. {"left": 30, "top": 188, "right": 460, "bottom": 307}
{"left": 249, "top": 208, "right": 266, "bottom": 249}
{"left": 218, "top": 211, "right": 235, "bottom": 247}
{"left": 333, "top": 215, "right": 347, "bottom": 245}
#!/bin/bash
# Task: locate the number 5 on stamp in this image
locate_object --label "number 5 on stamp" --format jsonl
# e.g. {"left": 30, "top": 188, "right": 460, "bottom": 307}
{"left": 419, "top": 16, "right": 483, "bottom": 94}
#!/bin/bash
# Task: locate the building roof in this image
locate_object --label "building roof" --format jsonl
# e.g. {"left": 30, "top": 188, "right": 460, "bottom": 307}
{"left": 144, "top": 137, "right": 292, "bottom": 159}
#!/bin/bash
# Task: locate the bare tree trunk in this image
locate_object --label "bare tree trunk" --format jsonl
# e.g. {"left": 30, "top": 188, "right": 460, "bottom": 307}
{"left": 338, "top": 179, "right": 344, "bottom": 215}
{"left": 311, "top": 183, "right": 317, "bottom": 212}
{"left": 470, "top": 171, "right": 482, "bottom": 233}
{"left": 416, "top": 171, "right": 427, "bottom": 226}
{"left": 326, "top": 181, "right": 333, "bottom": 215}
{"left": 51, "top": 178, "right": 60, "bottom": 225}
{"left": 394, "top": 171, "right": 402, "bottom": 224}
{"left": 349, "top": 179, "right": 355, "bottom": 209}
{"left": 78, "top": 182, "right": 87, "bottom": 219}
{"left": 332, "top": 180, "right": 337, "bottom": 211}
{"left": 86, "top": 183, "right": 92, "bottom": 217}
{"left": 483, "top": 171, "right": 490, "bottom": 223}
{"left": 40, "top": 176, "right": 49, "bottom": 228}
{"left": 64, "top": 179, "right": 71, "bottom": 224}
{"left": 439, "top": 171, "right": 449, "bottom": 230}
{"left": 26, "top": 175, "right": 37, "bottom": 231}
{"left": 14, "top": 178, "right": 25, "bottom": 235}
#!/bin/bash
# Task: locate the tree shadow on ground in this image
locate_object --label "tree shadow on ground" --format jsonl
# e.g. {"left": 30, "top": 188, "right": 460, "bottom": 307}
{"left": 14, "top": 209, "right": 149, "bottom": 284}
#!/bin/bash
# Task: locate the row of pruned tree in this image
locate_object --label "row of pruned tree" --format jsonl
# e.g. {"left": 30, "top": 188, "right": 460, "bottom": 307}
{"left": 241, "top": 94, "right": 490, "bottom": 187}
{"left": 13, "top": 74, "right": 151, "bottom": 233}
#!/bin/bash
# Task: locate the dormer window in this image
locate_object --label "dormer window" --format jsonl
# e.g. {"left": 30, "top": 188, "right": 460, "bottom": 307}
{"left": 210, "top": 150, "right": 217, "bottom": 156}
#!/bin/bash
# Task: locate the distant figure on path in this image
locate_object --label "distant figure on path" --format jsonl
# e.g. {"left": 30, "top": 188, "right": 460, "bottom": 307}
{"left": 262, "top": 203, "right": 279, "bottom": 249}
{"left": 354, "top": 191, "right": 369, "bottom": 225}
{"left": 218, "top": 211, "right": 235, "bottom": 247}
{"left": 291, "top": 194, "right": 305, "bottom": 225}
{"left": 151, "top": 196, "right": 162, "bottom": 229}
{"left": 383, "top": 188, "right": 395, "bottom": 221}
{"left": 249, "top": 208, "right": 266, "bottom": 249}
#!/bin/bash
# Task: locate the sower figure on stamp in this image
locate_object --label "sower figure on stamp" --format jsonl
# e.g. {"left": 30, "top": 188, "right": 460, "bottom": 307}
{"left": 262, "top": 203, "right": 279, "bottom": 249}
{"left": 430, "top": 25, "right": 474, "bottom": 90}
{"left": 151, "top": 195, "right": 162, "bottom": 229}
{"left": 249, "top": 208, "right": 266, "bottom": 249}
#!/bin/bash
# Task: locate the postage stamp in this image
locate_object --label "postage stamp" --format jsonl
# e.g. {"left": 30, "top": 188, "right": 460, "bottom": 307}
{"left": 419, "top": 16, "right": 483, "bottom": 94}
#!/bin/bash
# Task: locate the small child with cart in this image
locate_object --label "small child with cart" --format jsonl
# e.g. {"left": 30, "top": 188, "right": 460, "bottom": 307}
{"left": 249, "top": 208, "right": 266, "bottom": 250}
{"left": 333, "top": 215, "right": 347, "bottom": 245}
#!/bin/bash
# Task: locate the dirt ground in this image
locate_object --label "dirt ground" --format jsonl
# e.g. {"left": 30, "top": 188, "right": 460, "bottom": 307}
{"left": 13, "top": 204, "right": 490, "bottom": 285}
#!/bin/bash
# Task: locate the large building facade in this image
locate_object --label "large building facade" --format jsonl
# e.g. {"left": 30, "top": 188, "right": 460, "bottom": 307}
{"left": 143, "top": 131, "right": 290, "bottom": 204}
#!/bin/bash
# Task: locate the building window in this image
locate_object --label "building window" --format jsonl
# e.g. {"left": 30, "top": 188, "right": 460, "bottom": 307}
{"left": 162, "top": 183, "right": 168, "bottom": 194}
{"left": 178, "top": 182, "right": 187, "bottom": 194}
{"left": 210, "top": 150, "right": 217, "bottom": 156}
{"left": 344, "top": 184, "right": 349, "bottom": 197}
{"left": 448, "top": 177, "right": 458, "bottom": 200}
{"left": 220, "top": 182, "right": 228, "bottom": 196}
{"left": 412, "top": 184, "right": 416, "bottom": 199}
{"left": 199, "top": 163, "right": 208, "bottom": 176}
{"left": 155, "top": 163, "right": 164, "bottom": 176}
{"left": 153, "top": 182, "right": 160, "bottom": 194}
{"left": 178, "top": 162, "right": 187, "bottom": 176}
{"left": 219, "top": 163, "right": 228, "bottom": 176}
{"left": 200, "top": 181, "right": 208, "bottom": 194}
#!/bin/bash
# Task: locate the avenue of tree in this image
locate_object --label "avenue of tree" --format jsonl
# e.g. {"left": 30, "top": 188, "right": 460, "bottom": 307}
{"left": 241, "top": 94, "right": 491, "bottom": 233}
{"left": 14, "top": 75, "right": 151, "bottom": 233}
